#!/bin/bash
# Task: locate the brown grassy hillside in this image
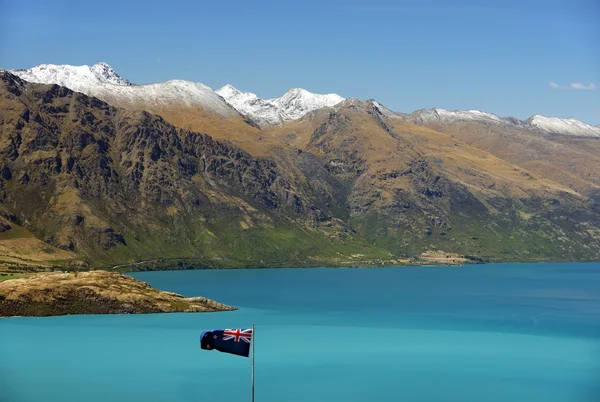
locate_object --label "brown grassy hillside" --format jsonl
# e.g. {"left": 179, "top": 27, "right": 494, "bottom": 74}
{"left": 0, "top": 270, "right": 235, "bottom": 316}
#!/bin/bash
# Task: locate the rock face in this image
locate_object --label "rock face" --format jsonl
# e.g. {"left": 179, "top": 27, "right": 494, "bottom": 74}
{"left": 0, "top": 221, "right": 11, "bottom": 232}
{"left": 0, "top": 270, "right": 235, "bottom": 317}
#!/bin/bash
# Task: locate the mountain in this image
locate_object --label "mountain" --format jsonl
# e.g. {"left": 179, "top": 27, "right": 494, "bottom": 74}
{"left": 2, "top": 65, "right": 600, "bottom": 269}
{"left": 527, "top": 115, "right": 600, "bottom": 137}
{"left": 263, "top": 98, "right": 600, "bottom": 261}
{"left": 408, "top": 108, "right": 600, "bottom": 137}
{"left": 408, "top": 108, "right": 521, "bottom": 127}
{"left": 11, "top": 63, "right": 597, "bottom": 138}
{"left": 10, "top": 63, "right": 345, "bottom": 132}
{"left": 216, "top": 85, "right": 344, "bottom": 127}
{"left": 12, "top": 62, "right": 133, "bottom": 87}
{"left": 8, "top": 63, "right": 280, "bottom": 157}
{"left": 268, "top": 88, "right": 345, "bottom": 121}
{"left": 0, "top": 71, "right": 390, "bottom": 269}
{"left": 216, "top": 85, "right": 285, "bottom": 126}
{"left": 10, "top": 62, "right": 239, "bottom": 117}
{"left": 405, "top": 108, "right": 600, "bottom": 198}
{"left": 370, "top": 100, "right": 407, "bottom": 120}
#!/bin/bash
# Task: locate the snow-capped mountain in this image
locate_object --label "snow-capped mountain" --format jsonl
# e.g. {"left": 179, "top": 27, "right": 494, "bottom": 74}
{"left": 10, "top": 63, "right": 239, "bottom": 117}
{"left": 408, "top": 108, "right": 600, "bottom": 137}
{"left": 268, "top": 88, "right": 344, "bottom": 121}
{"left": 527, "top": 115, "right": 600, "bottom": 137}
{"left": 12, "top": 62, "right": 132, "bottom": 87}
{"left": 216, "top": 85, "right": 286, "bottom": 126}
{"left": 408, "top": 108, "right": 519, "bottom": 126}
{"left": 8, "top": 62, "right": 598, "bottom": 137}
{"left": 217, "top": 85, "right": 344, "bottom": 127}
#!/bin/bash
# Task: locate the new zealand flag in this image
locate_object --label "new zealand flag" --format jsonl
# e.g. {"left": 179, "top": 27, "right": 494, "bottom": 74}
{"left": 200, "top": 328, "right": 253, "bottom": 358}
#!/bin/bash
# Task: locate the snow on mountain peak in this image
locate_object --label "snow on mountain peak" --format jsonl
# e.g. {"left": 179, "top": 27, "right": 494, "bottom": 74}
{"left": 11, "top": 62, "right": 597, "bottom": 137}
{"left": 527, "top": 115, "right": 600, "bottom": 137}
{"left": 216, "top": 85, "right": 282, "bottom": 126}
{"left": 408, "top": 107, "right": 600, "bottom": 137}
{"left": 216, "top": 84, "right": 243, "bottom": 98}
{"left": 217, "top": 85, "right": 345, "bottom": 127}
{"left": 11, "top": 62, "right": 132, "bottom": 90}
{"left": 409, "top": 108, "right": 509, "bottom": 125}
{"left": 89, "top": 62, "right": 132, "bottom": 86}
{"left": 10, "top": 63, "right": 239, "bottom": 117}
{"left": 270, "top": 88, "right": 344, "bottom": 121}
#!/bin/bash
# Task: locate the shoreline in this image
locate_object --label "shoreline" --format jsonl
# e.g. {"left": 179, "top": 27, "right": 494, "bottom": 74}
{"left": 4, "top": 258, "right": 600, "bottom": 279}
{"left": 115, "top": 257, "right": 599, "bottom": 272}
{"left": 123, "top": 260, "right": 600, "bottom": 276}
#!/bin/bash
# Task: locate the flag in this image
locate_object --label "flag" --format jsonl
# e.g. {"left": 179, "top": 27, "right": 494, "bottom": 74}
{"left": 200, "top": 328, "right": 253, "bottom": 358}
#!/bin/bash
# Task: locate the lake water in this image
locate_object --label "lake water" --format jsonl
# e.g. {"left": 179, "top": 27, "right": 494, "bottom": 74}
{"left": 1, "top": 263, "right": 600, "bottom": 402}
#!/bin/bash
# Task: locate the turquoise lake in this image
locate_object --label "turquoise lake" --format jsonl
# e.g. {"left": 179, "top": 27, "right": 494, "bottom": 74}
{"left": 1, "top": 262, "right": 600, "bottom": 402}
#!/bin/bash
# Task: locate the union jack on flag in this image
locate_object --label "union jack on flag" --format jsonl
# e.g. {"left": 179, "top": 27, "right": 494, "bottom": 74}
{"left": 222, "top": 328, "right": 253, "bottom": 343}
{"left": 200, "top": 327, "right": 253, "bottom": 357}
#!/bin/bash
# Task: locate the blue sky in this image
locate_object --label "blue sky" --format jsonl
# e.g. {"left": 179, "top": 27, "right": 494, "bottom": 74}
{"left": 1, "top": 0, "right": 599, "bottom": 124}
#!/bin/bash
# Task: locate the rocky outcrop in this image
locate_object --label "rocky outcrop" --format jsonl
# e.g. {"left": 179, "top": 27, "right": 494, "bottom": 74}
{"left": 0, "top": 221, "right": 11, "bottom": 232}
{"left": 0, "top": 270, "right": 235, "bottom": 317}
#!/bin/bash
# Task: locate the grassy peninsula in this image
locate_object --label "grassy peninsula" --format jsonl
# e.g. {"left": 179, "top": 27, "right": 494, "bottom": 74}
{"left": 0, "top": 270, "right": 235, "bottom": 317}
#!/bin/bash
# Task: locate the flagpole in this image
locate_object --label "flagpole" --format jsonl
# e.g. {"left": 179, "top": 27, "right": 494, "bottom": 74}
{"left": 251, "top": 323, "right": 255, "bottom": 402}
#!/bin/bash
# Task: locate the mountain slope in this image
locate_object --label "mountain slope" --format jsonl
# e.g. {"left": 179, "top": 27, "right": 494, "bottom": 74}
{"left": 8, "top": 63, "right": 275, "bottom": 157}
{"left": 0, "top": 71, "right": 391, "bottom": 268}
{"left": 406, "top": 109, "right": 600, "bottom": 196}
{"left": 264, "top": 99, "right": 600, "bottom": 261}
{"left": 9, "top": 63, "right": 345, "bottom": 155}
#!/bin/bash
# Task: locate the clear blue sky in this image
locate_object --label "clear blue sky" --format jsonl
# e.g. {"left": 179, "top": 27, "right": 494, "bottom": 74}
{"left": 1, "top": 0, "right": 599, "bottom": 124}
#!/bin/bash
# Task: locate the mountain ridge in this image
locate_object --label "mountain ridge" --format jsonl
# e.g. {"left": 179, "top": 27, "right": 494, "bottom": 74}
{"left": 0, "top": 70, "right": 393, "bottom": 269}
{"left": 9, "top": 62, "right": 240, "bottom": 118}
{"left": 9, "top": 62, "right": 599, "bottom": 136}
{"left": 407, "top": 108, "right": 600, "bottom": 138}
{"left": 216, "top": 84, "right": 345, "bottom": 127}
{"left": 2, "top": 65, "right": 600, "bottom": 269}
